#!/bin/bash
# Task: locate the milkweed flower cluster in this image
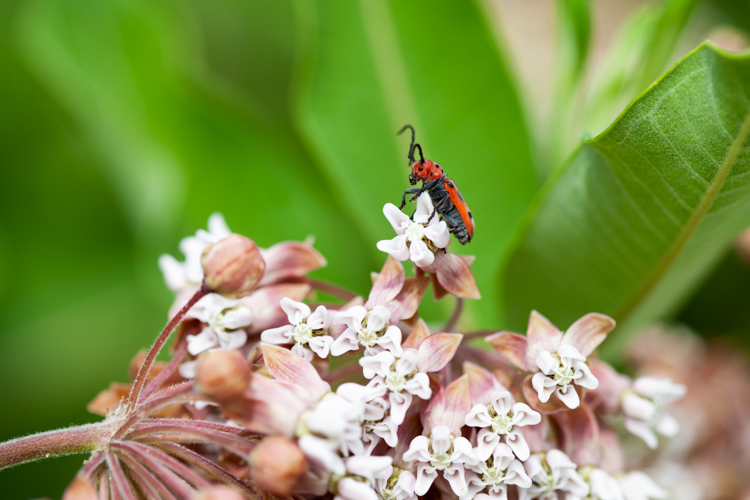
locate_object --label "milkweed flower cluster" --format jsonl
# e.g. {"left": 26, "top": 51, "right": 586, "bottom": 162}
{"left": 0, "top": 201, "right": 685, "bottom": 500}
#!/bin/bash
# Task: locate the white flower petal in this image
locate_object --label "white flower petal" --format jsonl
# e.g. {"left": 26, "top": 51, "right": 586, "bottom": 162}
{"left": 360, "top": 351, "right": 395, "bottom": 379}
{"left": 535, "top": 351, "right": 558, "bottom": 375}
{"left": 308, "top": 335, "right": 334, "bottom": 359}
{"left": 506, "top": 429, "right": 531, "bottom": 461}
{"left": 260, "top": 325, "right": 294, "bottom": 345}
{"left": 336, "top": 306, "right": 367, "bottom": 331}
{"left": 555, "top": 384, "right": 580, "bottom": 409}
{"left": 280, "top": 297, "right": 311, "bottom": 325}
{"left": 424, "top": 220, "right": 450, "bottom": 248}
{"left": 465, "top": 405, "right": 493, "bottom": 428}
{"left": 475, "top": 428, "right": 501, "bottom": 461}
{"left": 186, "top": 327, "right": 219, "bottom": 355}
{"left": 444, "top": 463, "right": 469, "bottom": 496}
{"left": 336, "top": 477, "right": 378, "bottom": 500}
{"left": 207, "top": 212, "right": 232, "bottom": 239}
{"left": 389, "top": 391, "right": 413, "bottom": 425}
{"left": 404, "top": 372, "right": 432, "bottom": 400}
{"left": 308, "top": 306, "right": 333, "bottom": 330}
{"left": 376, "top": 325, "right": 404, "bottom": 357}
{"left": 217, "top": 329, "right": 247, "bottom": 350}
{"left": 377, "top": 236, "right": 411, "bottom": 261}
{"left": 624, "top": 418, "right": 659, "bottom": 449}
{"left": 573, "top": 361, "right": 599, "bottom": 389}
{"left": 291, "top": 342, "right": 314, "bottom": 362}
{"left": 654, "top": 412, "right": 679, "bottom": 437}
{"left": 331, "top": 329, "right": 360, "bottom": 356}
{"left": 414, "top": 463, "right": 438, "bottom": 496}
{"left": 403, "top": 436, "right": 432, "bottom": 463}
{"left": 158, "top": 254, "right": 187, "bottom": 292}
{"left": 383, "top": 203, "right": 412, "bottom": 235}
{"left": 368, "top": 305, "right": 392, "bottom": 332}
{"left": 409, "top": 239, "right": 435, "bottom": 268}
{"left": 532, "top": 372, "right": 555, "bottom": 403}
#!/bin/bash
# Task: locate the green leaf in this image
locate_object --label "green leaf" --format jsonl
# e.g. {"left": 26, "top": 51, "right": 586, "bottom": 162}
{"left": 292, "top": 0, "right": 538, "bottom": 327}
{"left": 502, "top": 44, "right": 750, "bottom": 358}
{"left": 558, "top": 0, "right": 591, "bottom": 79}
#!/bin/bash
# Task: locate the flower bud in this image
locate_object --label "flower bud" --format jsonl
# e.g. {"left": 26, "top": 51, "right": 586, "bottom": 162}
{"left": 249, "top": 436, "right": 308, "bottom": 494}
{"left": 196, "top": 350, "right": 251, "bottom": 402}
{"left": 192, "top": 486, "right": 245, "bottom": 500}
{"left": 62, "top": 476, "right": 97, "bottom": 500}
{"left": 201, "top": 234, "right": 265, "bottom": 298}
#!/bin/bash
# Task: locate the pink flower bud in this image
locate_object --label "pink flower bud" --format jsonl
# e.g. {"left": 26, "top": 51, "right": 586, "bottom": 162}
{"left": 62, "top": 476, "right": 97, "bottom": 500}
{"left": 249, "top": 436, "right": 308, "bottom": 494}
{"left": 196, "top": 350, "right": 251, "bottom": 402}
{"left": 201, "top": 234, "right": 265, "bottom": 298}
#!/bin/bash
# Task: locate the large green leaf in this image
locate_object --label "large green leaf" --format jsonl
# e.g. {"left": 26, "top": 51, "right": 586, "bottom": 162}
{"left": 293, "top": 0, "right": 538, "bottom": 327}
{"left": 503, "top": 44, "right": 750, "bottom": 357}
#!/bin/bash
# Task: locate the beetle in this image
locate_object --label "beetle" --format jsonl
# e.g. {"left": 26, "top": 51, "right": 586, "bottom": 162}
{"left": 397, "top": 125, "right": 474, "bottom": 245}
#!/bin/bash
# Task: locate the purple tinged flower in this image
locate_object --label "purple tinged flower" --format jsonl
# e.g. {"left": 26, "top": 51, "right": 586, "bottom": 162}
{"left": 261, "top": 297, "right": 334, "bottom": 361}
{"left": 465, "top": 390, "right": 541, "bottom": 461}
{"left": 487, "top": 311, "right": 615, "bottom": 410}
{"left": 331, "top": 305, "right": 403, "bottom": 357}
{"left": 377, "top": 194, "right": 450, "bottom": 268}
{"left": 464, "top": 442, "right": 532, "bottom": 500}
{"left": 622, "top": 377, "right": 685, "bottom": 449}
{"left": 519, "top": 449, "right": 589, "bottom": 500}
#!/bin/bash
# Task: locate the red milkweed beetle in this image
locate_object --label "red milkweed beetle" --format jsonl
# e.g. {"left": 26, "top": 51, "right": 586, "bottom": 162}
{"left": 397, "top": 125, "right": 474, "bottom": 245}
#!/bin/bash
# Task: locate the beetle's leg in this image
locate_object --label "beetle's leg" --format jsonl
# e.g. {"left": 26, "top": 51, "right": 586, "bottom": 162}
{"left": 428, "top": 196, "right": 450, "bottom": 223}
{"left": 400, "top": 188, "right": 422, "bottom": 210}
{"left": 409, "top": 178, "right": 441, "bottom": 202}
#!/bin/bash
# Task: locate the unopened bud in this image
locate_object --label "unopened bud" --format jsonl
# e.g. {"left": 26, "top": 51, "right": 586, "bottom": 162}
{"left": 196, "top": 350, "right": 251, "bottom": 402}
{"left": 192, "top": 486, "right": 244, "bottom": 500}
{"left": 249, "top": 436, "right": 308, "bottom": 494}
{"left": 201, "top": 234, "right": 265, "bottom": 298}
{"left": 62, "top": 476, "right": 97, "bottom": 500}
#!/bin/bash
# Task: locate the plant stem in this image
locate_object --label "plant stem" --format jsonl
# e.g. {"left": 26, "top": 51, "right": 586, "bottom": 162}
{"left": 309, "top": 279, "right": 357, "bottom": 301}
{"left": 461, "top": 329, "right": 495, "bottom": 341}
{"left": 126, "top": 284, "right": 209, "bottom": 411}
{"left": 0, "top": 421, "right": 113, "bottom": 470}
{"left": 443, "top": 298, "right": 464, "bottom": 332}
{"left": 139, "top": 340, "right": 189, "bottom": 402}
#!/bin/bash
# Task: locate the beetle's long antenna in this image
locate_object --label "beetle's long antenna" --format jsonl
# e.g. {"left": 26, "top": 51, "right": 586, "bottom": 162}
{"left": 397, "top": 125, "right": 416, "bottom": 164}
{"left": 414, "top": 143, "right": 425, "bottom": 163}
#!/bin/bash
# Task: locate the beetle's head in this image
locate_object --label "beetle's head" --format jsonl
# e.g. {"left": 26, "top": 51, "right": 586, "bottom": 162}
{"left": 409, "top": 159, "right": 442, "bottom": 185}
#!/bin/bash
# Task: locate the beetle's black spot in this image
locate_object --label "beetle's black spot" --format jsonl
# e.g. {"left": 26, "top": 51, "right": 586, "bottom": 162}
{"left": 447, "top": 181, "right": 454, "bottom": 188}
{"left": 418, "top": 166, "right": 423, "bottom": 171}
{"left": 468, "top": 211, "right": 473, "bottom": 219}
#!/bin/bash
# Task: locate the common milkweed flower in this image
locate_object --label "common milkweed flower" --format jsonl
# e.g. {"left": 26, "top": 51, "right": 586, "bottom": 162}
{"left": 377, "top": 193, "right": 450, "bottom": 268}
{"left": 261, "top": 297, "right": 334, "bottom": 361}
{"left": 622, "top": 376, "right": 686, "bottom": 449}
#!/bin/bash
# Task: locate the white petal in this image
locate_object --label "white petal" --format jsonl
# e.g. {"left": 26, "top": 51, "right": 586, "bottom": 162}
{"left": 654, "top": 412, "right": 679, "bottom": 437}
{"left": 404, "top": 372, "right": 432, "bottom": 400}
{"left": 298, "top": 434, "right": 345, "bottom": 475}
{"left": 619, "top": 472, "right": 668, "bottom": 500}
{"left": 424, "top": 220, "right": 450, "bottom": 248}
{"left": 336, "top": 306, "right": 367, "bottom": 331}
{"left": 409, "top": 239, "right": 435, "bottom": 268}
{"left": 377, "top": 236, "right": 411, "bottom": 261}
{"left": 260, "top": 325, "right": 294, "bottom": 345}
{"left": 389, "top": 391, "right": 413, "bottom": 425}
{"left": 451, "top": 437, "right": 478, "bottom": 465}
{"left": 622, "top": 393, "right": 656, "bottom": 421}
{"left": 219, "top": 306, "right": 253, "bottom": 330}
{"left": 531, "top": 372, "right": 555, "bottom": 403}
{"left": 291, "top": 343, "right": 314, "bottom": 362}
{"left": 573, "top": 361, "right": 599, "bottom": 390}
{"left": 535, "top": 351, "right": 557, "bottom": 375}
{"left": 505, "top": 459, "right": 532, "bottom": 488}
{"left": 403, "top": 436, "right": 432, "bottom": 463}
{"left": 562, "top": 469, "right": 590, "bottom": 497}
{"left": 308, "top": 306, "right": 333, "bottom": 330}
{"left": 158, "top": 254, "right": 187, "bottom": 292}
{"left": 345, "top": 455, "right": 393, "bottom": 482}
{"left": 465, "top": 405, "right": 493, "bottom": 428}
{"left": 431, "top": 425, "right": 453, "bottom": 455}
{"left": 475, "top": 428, "right": 501, "bottom": 461}
{"left": 337, "top": 477, "right": 378, "bottom": 500}
{"left": 555, "top": 384, "right": 580, "bottom": 409}
{"left": 511, "top": 402, "right": 542, "bottom": 427}
{"left": 207, "top": 212, "right": 232, "bottom": 239}
{"left": 368, "top": 305, "right": 392, "bottom": 332}
{"left": 490, "top": 391, "right": 514, "bottom": 416}
{"left": 590, "top": 469, "right": 624, "bottom": 500}
{"left": 308, "top": 335, "right": 334, "bottom": 359}
{"left": 360, "top": 351, "right": 395, "bottom": 379}
{"left": 376, "top": 325, "right": 403, "bottom": 357}
{"left": 506, "top": 429, "right": 531, "bottom": 461}
{"left": 396, "top": 349, "right": 419, "bottom": 375}
{"left": 383, "top": 203, "right": 412, "bottom": 235}
{"left": 444, "top": 463, "right": 469, "bottom": 496}
{"left": 633, "top": 377, "right": 686, "bottom": 406}
{"left": 280, "top": 297, "right": 311, "bottom": 325}
{"left": 414, "top": 463, "right": 438, "bottom": 496}
{"left": 624, "top": 418, "right": 659, "bottom": 449}
{"left": 371, "top": 417, "right": 399, "bottom": 447}
{"left": 217, "top": 329, "right": 247, "bottom": 350}
{"left": 186, "top": 327, "right": 219, "bottom": 355}
{"left": 178, "top": 360, "right": 198, "bottom": 379}
{"left": 415, "top": 193, "right": 435, "bottom": 223}
{"left": 557, "top": 343, "right": 587, "bottom": 363}
{"left": 331, "top": 329, "right": 360, "bottom": 356}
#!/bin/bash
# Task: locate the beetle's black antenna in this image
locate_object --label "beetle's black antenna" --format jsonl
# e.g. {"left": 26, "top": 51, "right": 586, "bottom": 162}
{"left": 413, "top": 143, "right": 425, "bottom": 163}
{"left": 398, "top": 125, "right": 417, "bottom": 164}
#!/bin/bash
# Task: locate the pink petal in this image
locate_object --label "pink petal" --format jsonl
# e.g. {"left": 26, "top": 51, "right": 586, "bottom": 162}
{"left": 259, "top": 239, "right": 327, "bottom": 287}
{"left": 261, "top": 343, "right": 330, "bottom": 400}
{"left": 240, "top": 376, "right": 307, "bottom": 436}
{"left": 366, "top": 257, "right": 405, "bottom": 308}
{"left": 422, "top": 375, "right": 471, "bottom": 435}
{"left": 430, "top": 273, "right": 450, "bottom": 301}
{"left": 242, "top": 283, "right": 312, "bottom": 334}
{"left": 429, "top": 251, "right": 480, "bottom": 299}
{"left": 387, "top": 276, "right": 430, "bottom": 325}
{"left": 560, "top": 313, "right": 616, "bottom": 357}
{"left": 417, "top": 333, "right": 462, "bottom": 373}
{"left": 553, "top": 405, "right": 601, "bottom": 466}
{"left": 525, "top": 311, "right": 563, "bottom": 371}
{"left": 485, "top": 332, "right": 529, "bottom": 371}
{"left": 463, "top": 361, "right": 504, "bottom": 405}
{"left": 402, "top": 319, "right": 431, "bottom": 349}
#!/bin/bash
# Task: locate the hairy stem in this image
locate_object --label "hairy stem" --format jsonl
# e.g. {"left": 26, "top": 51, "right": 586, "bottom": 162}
{"left": 0, "top": 421, "right": 113, "bottom": 471}
{"left": 309, "top": 279, "right": 357, "bottom": 301}
{"left": 139, "top": 340, "right": 190, "bottom": 402}
{"left": 114, "top": 381, "right": 201, "bottom": 440}
{"left": 126, "top": 284, "right": 209, "bottom": 410}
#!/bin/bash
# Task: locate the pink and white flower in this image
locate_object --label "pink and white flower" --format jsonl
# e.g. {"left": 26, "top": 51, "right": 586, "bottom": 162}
{"left": 618, "top": 471, "right": 668, "bottom": 500}
{"left": 374, "top": 467, "right": 418, "bottom": 500}
{"left": 377, "top": 194, "right": 450, "bottom": 268}
{"left": 519, "top": 449, "right": 589, "bottom": 500}
{"left": 465, "top": 390, "right": 541, "bottom": 461}
{"left": 463, "top": 442, "right": 532, "bottom": 500}
{"left": 487, "top": 311, "right": 615, "bottom": 410}
{"left": 261, "top": 297, "right": 334, "bottom": 361}
{"left": 622, "top": 377, "right": 685, "bottom": 449}
{"left": 332, "top": 305, "right": 404, "bottom": 357}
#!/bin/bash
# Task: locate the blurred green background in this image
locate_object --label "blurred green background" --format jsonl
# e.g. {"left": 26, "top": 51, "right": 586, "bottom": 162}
{"left": 0, "top": 0, "right": 749, "bottom": 497}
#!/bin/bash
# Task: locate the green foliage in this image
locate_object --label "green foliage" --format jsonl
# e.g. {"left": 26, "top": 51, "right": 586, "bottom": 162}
{"left": 503, "top": 44, "right": 750, "bottom": 359}
{"left": 293, "top": 0, "right": 537, "bottom": 327}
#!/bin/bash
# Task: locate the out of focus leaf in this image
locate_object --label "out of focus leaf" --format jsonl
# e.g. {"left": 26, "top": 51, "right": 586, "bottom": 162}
{"left": 558, "top": 0, "right": 591, "bottom": 79}
{"left": 17, "top": 0, "right": 375, "bottom": 291}
{"left": 585, "top": 0, "right": 702, "bottom": 138}
{"left": 293, "top": 0, "right": 538, "bottom": 327}
{"left": 503, "top": 44, "right": 750, "bottom": 359}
